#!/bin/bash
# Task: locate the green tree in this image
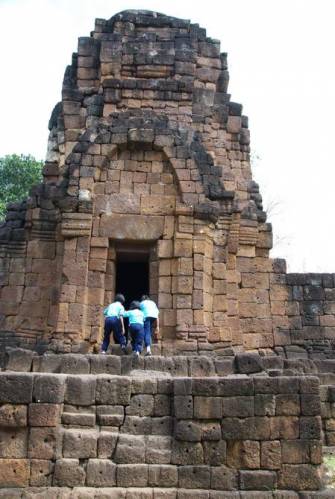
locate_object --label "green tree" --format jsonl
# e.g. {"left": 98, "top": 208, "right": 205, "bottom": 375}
{"left": 0, "top": 154, "right": 43, "bottom": 219}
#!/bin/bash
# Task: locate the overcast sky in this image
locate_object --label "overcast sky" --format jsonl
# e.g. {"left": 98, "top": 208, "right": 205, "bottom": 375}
{"left": 0, "top": 0, "right": 334, "bottom": 272}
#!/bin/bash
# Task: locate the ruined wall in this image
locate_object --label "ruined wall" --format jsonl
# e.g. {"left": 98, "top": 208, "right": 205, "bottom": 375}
{"left": 0, "top": 10, "right": 334, "bottom": 356}
{"left": 0, "top": 371, "right": 323, "bottom": 494}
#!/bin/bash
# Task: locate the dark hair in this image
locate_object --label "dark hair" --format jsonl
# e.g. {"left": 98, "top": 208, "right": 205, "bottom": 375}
{"left": 129, "top": 300, "right": 141, "bottom": 310}
{"left": 141, "top": 295, "right": 149, "bottom": 301}
{"left": 115, "top": 293, "right": 125, "bottom": 305}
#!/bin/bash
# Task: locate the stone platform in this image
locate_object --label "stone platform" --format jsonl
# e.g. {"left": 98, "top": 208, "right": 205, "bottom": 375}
{"left": 0, "top": 350, "right": 334, "bottom": 495}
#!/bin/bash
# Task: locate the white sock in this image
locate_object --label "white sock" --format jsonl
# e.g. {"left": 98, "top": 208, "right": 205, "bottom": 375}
{"left": 146, "top": 346, "right": 151, "bottom": 353}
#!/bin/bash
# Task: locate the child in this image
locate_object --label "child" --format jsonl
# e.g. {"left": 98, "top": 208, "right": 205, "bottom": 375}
{"left": 123, "top": 301, "right": 145, "bottom": 357}
{"left": 101, "top": 293, "right": 126, "bottom": 354}
{"left": 140, "top": 295, "right": 159, "bottom": 356}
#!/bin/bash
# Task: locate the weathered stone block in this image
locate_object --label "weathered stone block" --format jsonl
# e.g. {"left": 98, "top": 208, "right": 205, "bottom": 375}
{"left": 218, "top": 378, "right": 254, "bottom": 397}
{"left": 117, "top": 464, "right": 149, "bottom": 487}
{"left": 281, "top": 440, "right": 310, "bottom": 464}
{"left": 174, "top": 378, "right": 192, "bottom": 396}
{"left": 0, "top": 373, "right": 33, "bottom": 403}
{"left": 32, "top": 355, "right": 62, "bottom": 374}
{"left": 270, "top": 416, "right": 299, "bottom": 440}
{"left": 53, "top": 458, "right": 86, "bottom": 487}
{"left": 97, "top": 431, "right": 118, "bottom": 458}
{"left": 222, "top": 396, "right": 254, "bottom": 417}
{"left": 132, "top": 377, "right": 157, "bottom": 395}
{"left": 239, "top": 470, "right": 276, "bottom": 490}
{"left": 235, "top": 353, "right": 263, "bottom": 374}
{"left": 221, "top": 417, "right": 255, "bottom": 440}
{"left": 278, "top": 464, "right": 322, "bottom": 490}
{"left": 276, "top": 394, "right": 300, "bottom": 416}
{"left": 227, "top": 440, "right": 260, "bottom": 469}
{"left": 89, "top": 355, "right": 121, "bottom": 375}
{"left": 300, "top": 417, "right": 322, "bottom": 440}
{"left": 154, "top": 394, "right": 171, "bottom": 416}
{"left": 63, "top": 429, "right": 98, "bottom": 458}
{"left": 28, "top": 428, "right": 60, "bottom": 459}
{"left": 189, "top": 357, "right": 216, "bottom": 377}
{"left": 171, "top": 440, "right": 203, "bottom": 465}
{"left": 0, "top": 489, "right": 23, "bottom": 499}
{"left": 146, "top": 435, "right": 172, "bottom": 465}
{"left": 5, "top": 347, "right": 36, "bottom": 372}
{"left": 178, "top": 465, "right": 211, "bottom": 489}
{"left": 96, "top": 376, "right": 131, "bottom": 405}
{"left": 121, "top": 415, "right": 152, "bottom": 435}
{"left": 65, "top": 375, "right": 96, "bottom": 406}
{"left": 30, "top": 459, "right": 54, "bottom": 486}
{"left": 114, "top": 434, "right": 145, "bottom": 464}
{"left": 152, "top": 416, "right": 173, "bottom": 435}
{"left": 255, "top": 394, "right": 276, "bottom": 416}
{"left": 200, "top": 422, "right": 221, "bottom": 441}
{"left": 261, "top": 440, "right": 281, "bottom": 469}
{"left": 62, "top": 411, "right": 95, "bottom": 427}
{"left": 126, "top": 394, "right": 154, "bottom": 417}
{"left": 33, "top": 374, "right": 66, "bottom": 403}
{"left": 174, "top": 395, "right": 193, "bottom": 419}
{"left": 192, "top": 379, "right": 219, "bottom": 397}
{"left": 194, "top": 396, "right": 222, "bottom": 419}
{"left": 141, "top": 195, "right": 175, "bottom": 216}
{"left": 254, "top": 377, "right": 278, "bottom": 394}
{"left": 100, "top": 214, "right": 164, "bottom": 240}
{"left": 175, "top": 420, "right": 202, "bottom": 442}
{"left": 96, "top": 405, "right": 124, "bottom": 426}
{"left": 203, "top": 440, "right": 226, "bottom": 466}
{"left": 210, "top": 465, "right": 238, "bottom": 490}
{"left": 86, "top": 459, "right": 116, "bottom": 486}
{"left": 300, "top": 395, "right": 321, "bottom": 416}
{"left": 0, "top": 458, "right": 30, "bottom": 487}
{"left": 0, "top": 404, "right": 27, "bottom": 427}
{"left": 0, "top": 428, "right": 27, "bottom": 458}
{"left": 29, "top": 403, "right": 61, "bottom": 426}
{"left": 148, "top": 464, "right": 178, "bottom": 487}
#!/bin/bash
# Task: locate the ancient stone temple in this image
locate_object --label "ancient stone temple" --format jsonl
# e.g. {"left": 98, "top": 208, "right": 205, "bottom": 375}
{"left": 1, "top": 10, "right": 335, "bottom": 360}
{"left": 0, "top": 10, "right": 334, "bottom": 496}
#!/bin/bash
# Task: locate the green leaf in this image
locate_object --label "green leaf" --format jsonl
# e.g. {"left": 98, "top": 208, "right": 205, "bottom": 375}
{"left": 0, "top": 154, "right": 43, "bottom": 220}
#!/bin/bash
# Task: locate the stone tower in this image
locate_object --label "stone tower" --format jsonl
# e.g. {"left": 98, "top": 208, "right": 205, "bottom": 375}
{"left": 0, "top": 11, "right": 334, "bottom": 496}
{"left": 1, "top": 10, "right": 334, "bottom": 358}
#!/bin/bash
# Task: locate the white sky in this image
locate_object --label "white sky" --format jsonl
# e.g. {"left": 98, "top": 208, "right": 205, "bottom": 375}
{"left": 0, "top": 0, "right": 334, "bottom": 272}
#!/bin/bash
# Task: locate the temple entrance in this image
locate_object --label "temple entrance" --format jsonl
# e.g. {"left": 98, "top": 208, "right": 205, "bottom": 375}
{"left": 115, "top": 244, "right": 150, "bottom": 308}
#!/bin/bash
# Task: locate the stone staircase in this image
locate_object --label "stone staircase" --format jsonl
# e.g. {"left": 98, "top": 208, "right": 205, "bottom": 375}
{"left": 0, "top": 350, "right": 335, "bottom": 496}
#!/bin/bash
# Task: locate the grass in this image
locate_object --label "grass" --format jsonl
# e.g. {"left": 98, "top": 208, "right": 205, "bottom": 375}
{"left": 323, "top": 454, "right": 335, "bottom": 488}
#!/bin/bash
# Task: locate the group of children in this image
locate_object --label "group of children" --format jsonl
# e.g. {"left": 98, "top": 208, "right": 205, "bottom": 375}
{"left": 101, "top": 294, "right": 159, "bottom": 357}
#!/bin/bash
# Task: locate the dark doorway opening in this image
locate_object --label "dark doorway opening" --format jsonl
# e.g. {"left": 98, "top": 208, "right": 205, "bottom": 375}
{"left": 115, "top": 245, "right": 150, "bottom": 309}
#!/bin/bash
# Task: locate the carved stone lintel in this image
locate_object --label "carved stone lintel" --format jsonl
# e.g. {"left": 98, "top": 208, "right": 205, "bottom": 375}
{"left": 61, "top": 213, "right": 92, "bottom": 238}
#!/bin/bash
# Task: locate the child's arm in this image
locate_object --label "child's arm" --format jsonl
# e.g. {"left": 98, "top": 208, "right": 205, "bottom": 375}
{"left": 120, "top": 316, "right": 125, "bottom": 335}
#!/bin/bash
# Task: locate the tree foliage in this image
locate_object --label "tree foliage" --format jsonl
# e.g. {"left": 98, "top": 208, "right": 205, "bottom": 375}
{"left": 0, "top": 154, "right": 43, "bottom": 219}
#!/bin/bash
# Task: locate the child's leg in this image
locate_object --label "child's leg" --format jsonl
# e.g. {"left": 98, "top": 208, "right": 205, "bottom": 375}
{"left": 112, "top": 318, "right": 126, "bottom": 349}
{"left": 129, "top": 325, "right": 136, "bottom": 352}
{"left": 143, "top": 318, "right": 151, "bottom": 351}
{"left": 101, "top": 317, "right": 112, "bottom": 352}
{"left": 135, "top": 324, "right": 144, "bottom": 354}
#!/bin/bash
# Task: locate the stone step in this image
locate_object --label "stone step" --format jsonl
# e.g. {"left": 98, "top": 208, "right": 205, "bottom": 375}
{"left": 7, "top": 347, "right": 335, "bottom": 380}
{"left": 1, "top": 486, "right": 334, "bottom": 498}
{"left": 5, "top": 486, "right": 333, "bottom": 498}
{"left": 62, "top": 412, "right": 96, "bottom": 427}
